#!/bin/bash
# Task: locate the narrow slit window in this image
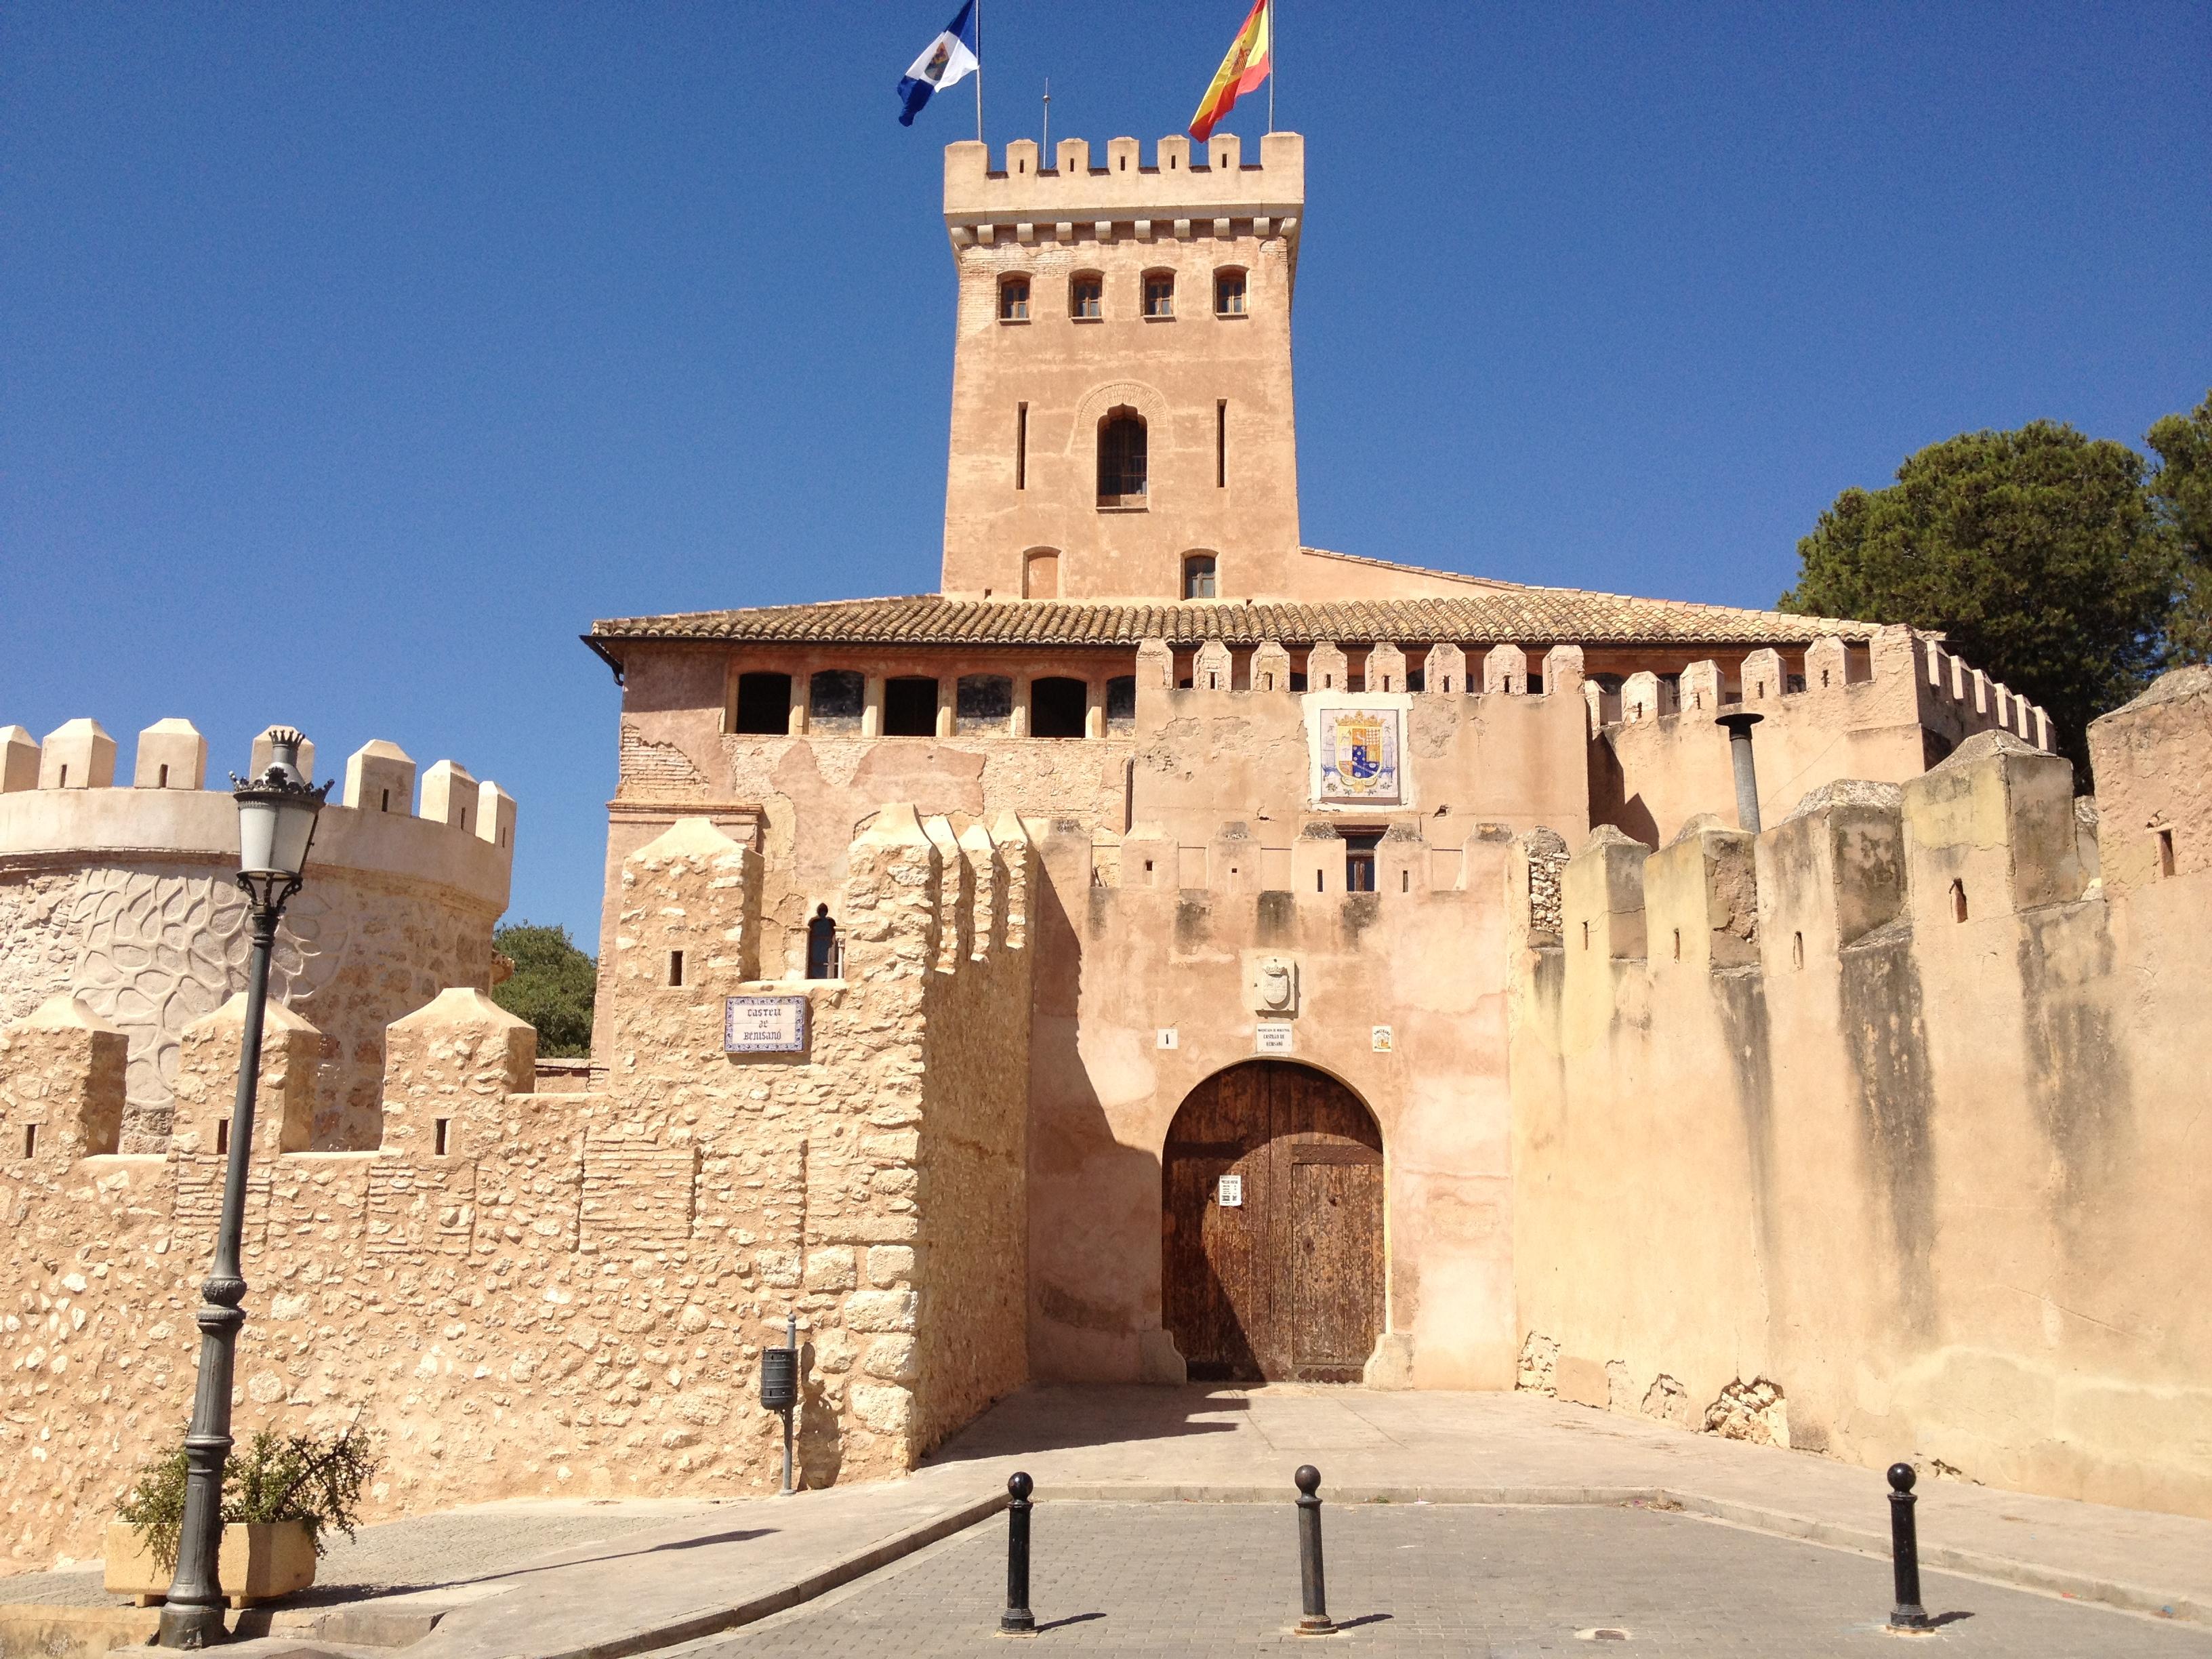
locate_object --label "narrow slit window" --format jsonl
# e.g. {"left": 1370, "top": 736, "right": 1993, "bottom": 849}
{"left": 22, "top": 1124, "right": 36, "bottom": 1159}
{"left": 1582, "top": 921, "right": 1591, "bottom": 950}
{"left": 216, "top": 1118, "right": 230, "bottom": 1155}
{"left": 669, "top": 949, "right": 685, "bottom": 987}
{"left": 1315, "top": 869, "right": 1324, "bottom": 893}
{"left": 434, "top": 1118, "right": 451, "bottom": 1157}
{"left": 158, "top": 764, "right": 169, "bottom": 787}
{"left": 1673, "top": 928, "right": 1682, "bottom": 960}
{"left": 1792, "top": 931, "right": 1805, "bottom": 968}
{"left": 381, "top": 788, "right": 392, "bottom": 812}
{"left": 806, "top": 905, "right": 843, "bottom": 979}
{"left": 1016, "top": 403, "right": 1028, "bottom": 490}
{"left": 58, "top": 766, "right": 68, "bottom": 787}
{"left": 1950, "top": 880, "right": 1968, "bottom": 923}
{"left": 2158, "top": 827, "right": 2175, "bottom": 878}
{"left": 1216, "top": 400, "right": 1227, "bottom": 487}
{"left": 1399, "top": 869, "right": 1410, "bottom": 893}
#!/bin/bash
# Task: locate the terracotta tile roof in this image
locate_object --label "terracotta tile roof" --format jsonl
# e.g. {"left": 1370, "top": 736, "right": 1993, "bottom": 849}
{"left": 589, "top": 585, "right": 1880, "bottom": 657}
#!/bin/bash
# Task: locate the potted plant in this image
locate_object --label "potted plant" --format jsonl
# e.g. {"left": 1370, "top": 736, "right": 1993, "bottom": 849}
{"left": 105, "top": 1423, "right": 381, "bottom": 1609}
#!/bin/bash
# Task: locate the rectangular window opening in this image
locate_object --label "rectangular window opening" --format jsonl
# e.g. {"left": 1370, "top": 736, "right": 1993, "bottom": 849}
{"left": 1216, "top": 400, "right": 1227, "bottom": 488}
{"left": 1345, "top": 833, "right": 1381, "bottom": 893}
{"left": 1315, "top": 869, "right": 1324, "bottom": 893}
{"left": 158, "top": 764, "right": 169, "bottom": 787}
{"left": 2158, "top": 827, "right": 2175, "bottom": 878}
{"left": 22, "top": 1124, "right": 35, "bottom": 1159}
{"left": 1399, "top": 869, "right": 1410, "bottom": 893}
{"left": 669, "top": 949, "right": 685, "bottom": 987}
{"left": 216, "top": 1118, "right": 230, "bottom": 1155}
{"left": 434, "top": 1118, "right": 451, "bottom": 1157}
{"left": 381, "top": 788, "right": 392, "bottom": 812}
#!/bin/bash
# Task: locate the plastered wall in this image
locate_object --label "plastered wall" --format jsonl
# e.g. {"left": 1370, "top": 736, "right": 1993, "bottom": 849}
{"left": 1510, "top": 668, "right": 2212, "bottom": 1518}
{"left": 0, "top": 805, "right": 1030, "bottom": 1568}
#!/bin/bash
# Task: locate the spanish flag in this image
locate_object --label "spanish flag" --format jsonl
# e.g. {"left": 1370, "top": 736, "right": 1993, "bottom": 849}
{"left": 1188, "top": 0, "right": 1271, "bottom": 143}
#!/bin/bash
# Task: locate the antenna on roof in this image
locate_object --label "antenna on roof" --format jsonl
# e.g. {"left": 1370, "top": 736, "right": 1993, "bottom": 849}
{"left": 1041, "top": 77, "right": 1050, "bottom": 160}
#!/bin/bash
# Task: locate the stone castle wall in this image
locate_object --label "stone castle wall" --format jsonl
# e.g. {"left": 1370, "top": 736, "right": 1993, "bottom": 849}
{"left": 1508, "top": 668, "right": 2212, "bottom": 1519}
{"left": 0, "top": 719, "right": 514, "bottom": 1152}
{"left": 0, "top": 804, "right": 1030, "bottom": 1569}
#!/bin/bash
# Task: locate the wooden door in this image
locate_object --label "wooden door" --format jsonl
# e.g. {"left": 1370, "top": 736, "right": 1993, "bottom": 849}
{"left": 1162, "top": 1062, "right": 1384, "bottom": 1382}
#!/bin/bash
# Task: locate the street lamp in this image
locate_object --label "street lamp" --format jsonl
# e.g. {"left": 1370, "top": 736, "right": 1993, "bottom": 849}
{"left": 157, "top": 729, "right": 327, "bottom": 1649}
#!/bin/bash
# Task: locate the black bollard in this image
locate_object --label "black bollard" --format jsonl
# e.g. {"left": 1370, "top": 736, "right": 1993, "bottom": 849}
{"left": 1886, "top": 1462, "right": 1931, "bottom": 1631}
{"left": 1000, "top": 1471, "right": 1037, "bottom": 1635}
{"left": 1294, "top": 1465, "right": 1336, "bottom": 1635}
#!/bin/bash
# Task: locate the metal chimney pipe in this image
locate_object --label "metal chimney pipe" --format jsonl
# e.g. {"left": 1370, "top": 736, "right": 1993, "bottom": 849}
{"left": 1715, "top": 712, "right": 1765, "bottom": 833}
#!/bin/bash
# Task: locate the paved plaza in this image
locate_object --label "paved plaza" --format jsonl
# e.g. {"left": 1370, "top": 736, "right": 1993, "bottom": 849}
{"left": 690, "top": 1501, "right": 2211, "bottom": 1659}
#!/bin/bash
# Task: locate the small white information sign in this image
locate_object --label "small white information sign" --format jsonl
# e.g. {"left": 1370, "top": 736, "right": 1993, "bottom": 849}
{"left": 724, "top": 996, "right": 808, "bottom": 1054}
{"left": 1217, "top": 1174, "right": 1244, "bottom": 1208}
{"left": 1157, "top": 1027, "right": 1179, "bottom": 1050}
{"left": 1255, "top": 1022, "right": 1294, "bottom": 1055}
{"left": 1372, "top": 1025, "right": 1395, "bottom": 1053}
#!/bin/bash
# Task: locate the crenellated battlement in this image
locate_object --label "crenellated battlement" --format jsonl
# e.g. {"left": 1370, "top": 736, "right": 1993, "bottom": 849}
{"left": 0, "top": 799, "right": 1034, "bottom": 1565}
{"left": 0, "top": 718, "right": 516, "bottom": 1153}
{"left": 1511, "top": 669, "right": 2212, "bottom": 1515}
{"left": 942, "top": 131, "right": 1304, "bottom": 248}
{"left": 1588, "top": 627, "right": 2055, "bottom": 847}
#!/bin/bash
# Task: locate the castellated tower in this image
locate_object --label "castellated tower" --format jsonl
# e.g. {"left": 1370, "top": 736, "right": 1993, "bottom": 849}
{"left": 939, "top": 131, "right": 1305, "bottom": 602}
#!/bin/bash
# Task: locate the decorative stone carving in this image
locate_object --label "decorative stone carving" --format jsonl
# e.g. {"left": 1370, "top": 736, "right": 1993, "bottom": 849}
{"left": 1252, "top": 954, "right": 1298, "bottom": 1017}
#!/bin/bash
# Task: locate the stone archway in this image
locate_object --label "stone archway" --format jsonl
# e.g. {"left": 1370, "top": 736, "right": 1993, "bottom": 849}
{"left": 1161, "top": 1061, "right": 1384, "bottom": 1382}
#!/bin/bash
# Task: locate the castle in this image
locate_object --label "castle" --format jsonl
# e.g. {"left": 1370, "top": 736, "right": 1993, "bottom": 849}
{"left": 0, "top": 129, "right": 2203, "bottom": 1565}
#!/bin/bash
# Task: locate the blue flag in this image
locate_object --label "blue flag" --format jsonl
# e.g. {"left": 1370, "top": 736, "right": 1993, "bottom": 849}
{"left": 899, "top": 1, "right": 979, "bottom": 127}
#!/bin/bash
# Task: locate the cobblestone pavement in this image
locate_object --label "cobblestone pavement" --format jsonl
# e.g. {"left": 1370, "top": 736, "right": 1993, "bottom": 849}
{"left": 684, "top": 1502, "right": 2212, "bottom": 1658}
{"left": 0, "top": 1500, "right": 731, "bottom": 1609}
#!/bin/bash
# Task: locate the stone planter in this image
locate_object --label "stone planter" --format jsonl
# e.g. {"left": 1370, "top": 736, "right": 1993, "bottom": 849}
{"left": 102, "top": 1519, "right": 316, "bottom": 1609}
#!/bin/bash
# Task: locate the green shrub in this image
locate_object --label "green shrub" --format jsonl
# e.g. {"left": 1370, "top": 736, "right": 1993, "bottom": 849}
{"left": 118, "top": 1424, "right": 382, "bottom": 1569}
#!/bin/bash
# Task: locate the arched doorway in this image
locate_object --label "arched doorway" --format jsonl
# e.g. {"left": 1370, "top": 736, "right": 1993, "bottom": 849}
{"left": 1162, "top": 1061, "right": 1384, "bottom": 1383}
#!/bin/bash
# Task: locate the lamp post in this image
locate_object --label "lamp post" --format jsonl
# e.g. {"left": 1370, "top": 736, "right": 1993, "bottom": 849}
{"left": 157, "top": 730, "right": 327, "bottom": 1650}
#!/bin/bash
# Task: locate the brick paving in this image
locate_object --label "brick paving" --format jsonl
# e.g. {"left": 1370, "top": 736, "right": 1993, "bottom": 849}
{"left": 686, "top": 1501, "right": 2212, "bottom": 1658}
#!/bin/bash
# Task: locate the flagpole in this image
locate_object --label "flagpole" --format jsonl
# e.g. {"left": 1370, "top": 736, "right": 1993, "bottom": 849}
{"left": 974, "top": 0, "right": 985, "bottom": 142}
{"left": 1269, "top": 0, "right": 1276, "bottom": 132}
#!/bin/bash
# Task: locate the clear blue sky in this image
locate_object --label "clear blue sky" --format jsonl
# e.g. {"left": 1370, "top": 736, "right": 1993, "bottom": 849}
{"left": 4, "top": 1, "right": 2205, "bottom": 946}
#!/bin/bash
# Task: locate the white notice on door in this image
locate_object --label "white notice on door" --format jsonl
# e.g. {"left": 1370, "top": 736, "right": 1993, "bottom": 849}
{"left": 1217, "top": 1174, "right": 1244, "bottom": 1208}
{"left": 1255, "top": 1022, "right": 1294, "bottom": 1054}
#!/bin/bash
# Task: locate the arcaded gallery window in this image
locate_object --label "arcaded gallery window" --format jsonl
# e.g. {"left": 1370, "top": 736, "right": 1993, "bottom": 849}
{"left": 808, "top": 669, "right": 865, "bottom": 733}
{"left": 1105, "top": 675, "right": 1138, "bottom": 732}
{"left": 1069, "top": 272, "right": 1103, "bottom": 320}
{"left": 998, "top": 274, "right": 1030, "bottom": 322}
{"left": 1183, "top": 552, "right": 1218, "bottom": 599}
{"left": 1031, "top": 676, "right": 1088, "bottom": 738}
{"left": 1143, "top": 270, "right": 1175, "bottom": 319}
{"left": 1214, "top": 268, "right": 1248, "bottom": 315}
{"left": 957, "top": 673, "right": 1013, "bottom": 730}
{"left": 1098, "top": 407, "right": 1147, "bottom": 508}
{"left": 731, "top": 671, "right": 792, "bottom": 735}
{"left": 882, "top": 676, "right": 939, "bottom": 737}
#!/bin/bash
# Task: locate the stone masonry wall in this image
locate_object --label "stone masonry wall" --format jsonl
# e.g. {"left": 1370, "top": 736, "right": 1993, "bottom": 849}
{"left": 1509, "top": 670, "right": 2212, "bottom": 1519}
{"left": 0, "top": 804, "right": 1030, "bottom": 1568}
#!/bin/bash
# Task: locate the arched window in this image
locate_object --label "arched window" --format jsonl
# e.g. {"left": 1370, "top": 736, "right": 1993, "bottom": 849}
{"left": 1069, "top": 272, "right": 1103, "bottom": 320}
{"left": 1143, "top": 270, "right": 1175, "bottom": 319}
{"left": 998, "top": 274, "right": 1030, "bottom": 322}
{"left": 1105, "top": 676, "right": 1137, "bottom": 731}
{"left": 957, "top": 673, "right": 1014, "bottom": 730}
{"left": 1183, "top": 552, "right": 1218, "bottom": 599}
{"left": 1023, "top": 548, "right": 1060, "bottom": 599}
{"left": 1098, "top": 407, "right": 1147, "bottom": 508}
{"left": 1214, "top": 268, "right": 1248, "bottom": 315}
{"left": 806, "top": 905, "right": 843, "bottom": 979}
